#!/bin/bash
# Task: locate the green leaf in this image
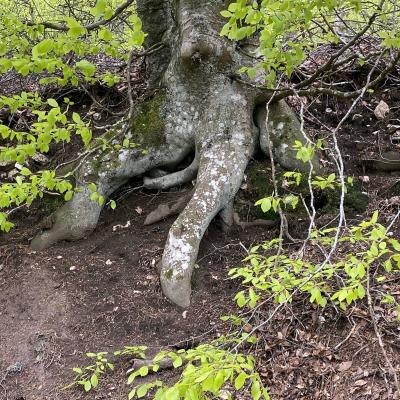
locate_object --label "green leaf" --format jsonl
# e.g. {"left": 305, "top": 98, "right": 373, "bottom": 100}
{"left": 235, "top": 372, "right": 247, "bottom": 390}
{"left": 91, "top": 0, "right": 107, "bottom": 18}
{"left": 128, "top": 388, "right": 136, "bottom": 400}
{"left": 370, "top": 210, "right": 379, "bottom": 224}
{"left": 32, "top": 39, "right": 53, "bottom": 58}
{"left": 137, "top": 384, "right": 148, "bottom": 398}
{"left": 65, "top": 17, "right": 86, "bottom": 38}
{"left": 72, "top": 112, "right": 82, "bottom": 124}
{"left": 172, "top": 356, "right": 183, "bottom": 368}
{"left": 251, "top": 380, "right": 261, "bottom": 400}
{"left": 47, "top": 98, "right": 58, "bottom": 108}
{"left": 235, "top": 291, "right": 247, "bottom": 308}
{"left": 76, "top": 60, "right": 96, "bottom": 77}
{"left": 84, "top": 380, "right": 92, "bottom": 392}
{"left": 214, "top": 369, "right": 225, "bottom": 392}
{"left": 98, "top": 28, "right": 113, "bottom": 41}
{"left": 64, "top": 190, "right": 74, "bottom": 201}
{"left": 90, "top": 374, "right": 99, "bottom": 388}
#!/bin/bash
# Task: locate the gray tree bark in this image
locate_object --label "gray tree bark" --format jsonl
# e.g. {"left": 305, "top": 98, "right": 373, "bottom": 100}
{"left": 31, "top": 0, "right": 316, "bottom": 307}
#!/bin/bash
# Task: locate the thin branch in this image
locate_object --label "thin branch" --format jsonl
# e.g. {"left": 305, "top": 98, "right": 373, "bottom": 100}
{"left": 26, "top": 0, "right": 135, "bottom": 32}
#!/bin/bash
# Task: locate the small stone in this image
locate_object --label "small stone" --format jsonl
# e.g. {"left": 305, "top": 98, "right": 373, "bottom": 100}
{"left": 7, "top": 169, "right": 18, "bottom": 178}
{"left": 374, "top": 100, "right": 390, "bottom": 119}
{"left": 32, "top": 153, "right": 49, "bottom": 164}
{"left": 105, "top": 259, "right": 113, "bottom": 265}
{"left": 182, "top": 310, "right": 188, "bottom": 319}
{"left": 56, "top": 255, "right": 63, "bottom": 259}
{"left": 391, "top": 130, "right": 400, "bottom": 143}
{"left": 69, "top": 266, "right": 76, "bottom": 271}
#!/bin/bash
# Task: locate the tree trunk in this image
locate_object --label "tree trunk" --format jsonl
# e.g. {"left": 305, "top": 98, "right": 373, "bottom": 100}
{"left": 31, "top": 0, "right": 316, "bottom": 307}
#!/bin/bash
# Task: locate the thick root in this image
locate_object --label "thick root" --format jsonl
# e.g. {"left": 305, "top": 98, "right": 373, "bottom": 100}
{"left": 30, "top": 187, "right": 103, "bottom": 250}
{"left": 160, "top": 136, "right": 254, "bottom": 307}
{"left": 144, "top": 190, "right": 193, "bottom": 225}
{"left": 143, "top": 154, "right": 199, "bottom": 190}
{"left": 31, "top": 140, "right": 193, "bottom": 250}
{"left": 256, "top": 100, "right": 321, "bottom": 172}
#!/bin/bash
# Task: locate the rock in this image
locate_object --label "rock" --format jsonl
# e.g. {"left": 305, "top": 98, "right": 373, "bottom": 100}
{"left": 0, "top": 160, "right": 14, "bottom": 170}
{"left": 7, "top": 168, "right": 18, "bottom": 178}
{"left": 373, "top": 100, "right": 389, "bottom": 119}
{"left": 32, "top": 153, "right": 49, "bottom": 164}
{"left": 387, "top": 124, "right": 400, "bottom": 133}
{"left": 391, "top": 130, "right": 400, "bottom": 144}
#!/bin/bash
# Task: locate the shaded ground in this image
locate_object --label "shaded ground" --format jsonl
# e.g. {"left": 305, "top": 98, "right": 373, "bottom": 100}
{"left": 1, "top": 170, "right": 399, "bottom": 400}
{"left": 0, "top": 184, "right": 278, "bottom": 400}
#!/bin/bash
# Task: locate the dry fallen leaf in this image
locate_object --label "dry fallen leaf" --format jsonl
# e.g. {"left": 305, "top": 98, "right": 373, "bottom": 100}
{"left": 338, "top": 361, "right": 352, "bottom": 372}
{"left": 354, "top": 379, "right": 368, "bottom": 386}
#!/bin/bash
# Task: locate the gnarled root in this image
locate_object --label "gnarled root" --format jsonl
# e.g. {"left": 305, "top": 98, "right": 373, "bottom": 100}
{"left": 160, "top": 134, "right": 254, "bottom": 307}
{"left": 256, "top": 100, "right": 321, "bottom": 173}
{"left": 143, "top": 154, "right": 199, "bottom": 190}
{"left": 31, "top": 138, "right": 193, "bottom": 250}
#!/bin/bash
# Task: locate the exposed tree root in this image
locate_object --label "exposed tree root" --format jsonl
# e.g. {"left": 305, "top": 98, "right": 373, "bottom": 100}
{"left": 256, "top": 101, "right": 321, "bottom": 173}
{"left": 144, "top": 190, "right": 193, "bottom": 225}
{"left": 31, "top": 135, "right": 194, "bottom": 250}
{"left": 31, "top": 0, "right": 320, "bottom": 307}
{"left": 143, "top": 154, "right": 199, "bottom": 190}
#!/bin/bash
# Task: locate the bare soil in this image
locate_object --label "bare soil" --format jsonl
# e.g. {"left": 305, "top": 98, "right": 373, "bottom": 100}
{"left": 0, "top": 185, "right": 278, "bottom": 400}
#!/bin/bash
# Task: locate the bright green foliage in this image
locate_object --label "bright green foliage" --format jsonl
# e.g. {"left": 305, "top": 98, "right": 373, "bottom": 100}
{"left": 126, "top": 344, "right": 269, "bottom": 400}
{"left": 0, "top": 95, "right": 89, "bottom": 230}
{"left": 69, "top": 342, "right": 269, "bottom": 400}
{"left": 65, "top": 351, "right": 114, "bottom": 392}
{"left": 0, "top": 1, "right": 144, "bottom": 86}
{"left": 0, "top": 169, "right": 74, "bottom": 231}
{"left": 230, "top": 211, "right": 400, "bottom": 312}
{"left": 220, "top": 0, "right": 400, "bottom": 85}
{"left": 0, "top": 0, "right": 143, "bottom": 231}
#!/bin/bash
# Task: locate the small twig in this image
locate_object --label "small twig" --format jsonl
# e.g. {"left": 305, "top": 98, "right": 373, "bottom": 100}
{"left": 334, "top": 320, "right": 357, "bottom": 350}
{"left": 367, "top": 270, "right": 400, "bottom": 395}
{"left": 26, "top": 0, "right": 135, "bottom": 32}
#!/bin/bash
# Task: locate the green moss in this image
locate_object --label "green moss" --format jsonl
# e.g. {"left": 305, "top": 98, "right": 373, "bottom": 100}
{"left": 323, "top": 181, "right": 369, "bottom": 214}
{"left": 131, "top": 94, "right": 166, "bottom": 147}
{"left": 239, "top": 160, "right": 370, "bottom": 221}
{"left": 40, "top": 194, "right": 65, "bottom": 217}
{"left": 164, "top": 269, "right": 173, "bottom": 280}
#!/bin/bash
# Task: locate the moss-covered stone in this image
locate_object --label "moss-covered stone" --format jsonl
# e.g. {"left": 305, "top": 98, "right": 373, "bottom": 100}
{"left": 238, "top": 160, "right": 369, "bottom": 221}
{"left": 131, "top": 94, "right": 166, "bottom": 147}
{"left": 323, "top": 180, "right": 369, "bottom": 214}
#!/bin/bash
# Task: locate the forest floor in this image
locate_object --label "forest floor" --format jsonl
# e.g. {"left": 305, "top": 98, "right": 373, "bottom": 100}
{"left": 1, "top": 56, "right": 400, "bottom": 400}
